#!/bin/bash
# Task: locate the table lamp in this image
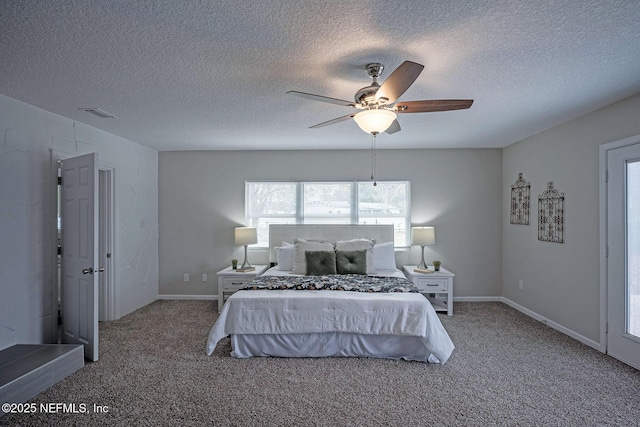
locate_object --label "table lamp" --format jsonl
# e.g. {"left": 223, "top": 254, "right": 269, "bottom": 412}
{"left": 411, "top": 226, "right": 435, "bottom": 270}
{"left": 235, "top": 227, "right": 257, "bottom": 270}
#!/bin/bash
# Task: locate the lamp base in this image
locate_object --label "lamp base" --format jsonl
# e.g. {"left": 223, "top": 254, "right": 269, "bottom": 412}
{"left": 240, "top": 245, "right": 252, "bottom": 270}
{"left": 417, "top": 245, "right": 427, "bottom": 270}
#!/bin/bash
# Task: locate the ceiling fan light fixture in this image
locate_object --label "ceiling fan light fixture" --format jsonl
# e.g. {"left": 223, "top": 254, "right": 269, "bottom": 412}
{"left": 353, "top": 109, "right": 397, "bottom": 134}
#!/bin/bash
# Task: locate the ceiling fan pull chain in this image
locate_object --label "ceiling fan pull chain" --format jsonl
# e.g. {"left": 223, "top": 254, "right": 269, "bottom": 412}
{"left": 370, "top": 134, "right": 374, "bottom": 180}
{"left": 371, "top": 133, "right": 377, "bottom": 186}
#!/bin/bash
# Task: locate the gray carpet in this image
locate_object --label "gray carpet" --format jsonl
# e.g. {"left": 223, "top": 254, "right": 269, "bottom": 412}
{"left": 2, "top": 301, "right": 639, "bottom": 426}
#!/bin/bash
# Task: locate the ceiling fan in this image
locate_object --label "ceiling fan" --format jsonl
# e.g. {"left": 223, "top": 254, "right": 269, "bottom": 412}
{"left": 287, "top": 61, "right": 473, "bottom": 135}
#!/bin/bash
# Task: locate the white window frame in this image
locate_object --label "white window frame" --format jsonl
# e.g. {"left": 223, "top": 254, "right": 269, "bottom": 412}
{"left": 245, "top": 180, "right": 411, "bottom": 247}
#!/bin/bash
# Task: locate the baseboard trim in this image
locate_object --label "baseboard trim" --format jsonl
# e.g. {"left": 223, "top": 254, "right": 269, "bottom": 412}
{"left": 453, "top": 296, "right": 503, "bottom": 302}
{"left": 157, "top": 294, "right": 217, "bottom": 301}
{"left": 500, "top": 297, "right": 604, "bottom": 352}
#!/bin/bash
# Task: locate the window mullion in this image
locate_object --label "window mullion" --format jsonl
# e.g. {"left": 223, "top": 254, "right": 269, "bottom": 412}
{"left": 296, "top": 182, "right": 304, "bottom": 223}
{"left": 352, "top": 181, "right": 358, "bottom": 224}
{"left": 405, "top": 181, "right": 412, "bottom": 247}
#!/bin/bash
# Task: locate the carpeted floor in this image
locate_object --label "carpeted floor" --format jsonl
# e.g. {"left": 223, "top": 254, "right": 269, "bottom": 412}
{"left": 2, "top": 301, "right": 639, "bottom": 426}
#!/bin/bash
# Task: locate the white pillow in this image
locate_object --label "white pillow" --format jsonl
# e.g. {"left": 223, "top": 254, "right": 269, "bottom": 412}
{"left": 372, "top": 242, "right": 396, "bottom": 270}
{"left": 335, "top": 238, "right": 375, "bottom": 274}
{"left": 275, "top": 245, "right": 295, "bottom": 270}
{"left": 293, "top": 238, "right": 335, "bottom": 274}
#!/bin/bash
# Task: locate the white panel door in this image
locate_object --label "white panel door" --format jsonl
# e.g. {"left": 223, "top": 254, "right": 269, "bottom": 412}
{"left": 607, "top": 143, "right": 640, "bottom": 369}
{"left": 61, "top": 152, "right": 99, "bottom": 361}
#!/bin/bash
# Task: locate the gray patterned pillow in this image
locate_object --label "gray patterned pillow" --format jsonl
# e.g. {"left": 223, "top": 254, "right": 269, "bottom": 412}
{"left": 335, "top": 250, "right": 367, "bottom": 275}
{"left": 305, "top": 251, "right": 337, "bottom": 275}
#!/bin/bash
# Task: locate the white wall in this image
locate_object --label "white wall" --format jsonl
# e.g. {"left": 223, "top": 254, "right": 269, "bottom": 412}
{"left": 0, "top": 94, "right": 159, "bottom": 351}
{"left": 158, "top": 148, "right": 502, "bottom": 298}
{"left": 502, "top": 93, "right": 640, "bottom": 345}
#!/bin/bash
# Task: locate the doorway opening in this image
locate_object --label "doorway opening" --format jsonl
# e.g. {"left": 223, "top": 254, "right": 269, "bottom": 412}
{"left": 98, "top": 169, "right": 114, "bottom": 322}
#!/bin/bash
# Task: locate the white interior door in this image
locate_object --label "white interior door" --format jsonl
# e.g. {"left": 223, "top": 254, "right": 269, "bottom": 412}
{"left": 61, "top": 152, "right": 99, "bottom": 361}
{"left": 607, "top": 143, "right": 640, "bottom": 369}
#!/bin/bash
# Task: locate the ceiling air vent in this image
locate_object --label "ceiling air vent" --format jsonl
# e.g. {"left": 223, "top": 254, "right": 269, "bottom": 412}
{"left": 78, "top": 108, "right": 118, "bottom": 119}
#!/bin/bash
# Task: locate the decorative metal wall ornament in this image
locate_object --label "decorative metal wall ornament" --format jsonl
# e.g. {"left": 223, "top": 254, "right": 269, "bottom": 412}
{"left": 510, "top": 173, "right": 530, "bottom": 225}
{"left": 538, "top": 182, "right": 565, "bottom": 243}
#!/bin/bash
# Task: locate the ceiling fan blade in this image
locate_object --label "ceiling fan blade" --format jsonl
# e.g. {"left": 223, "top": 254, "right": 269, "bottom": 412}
{"left": 287, "top": 91, "right": 357, "bottom": 107}
{"left": 375, "top": 61, "right": 424, "bottom": 104}
{"left": 385, "top": 119, "right": 401, "bottom": 134}
{"left": 394, "top": 99, "right": 474, "bottom": 113}
{"left": 309, "top": 113, "right": 356, "bottom": 128}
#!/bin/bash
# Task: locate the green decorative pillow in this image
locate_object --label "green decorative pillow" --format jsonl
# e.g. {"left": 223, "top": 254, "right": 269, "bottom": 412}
{"left": 336, "top": 250, "right": 367, "bottom": 275}
{"left": 305, "top": 250, "right": 337, "bottom": 275}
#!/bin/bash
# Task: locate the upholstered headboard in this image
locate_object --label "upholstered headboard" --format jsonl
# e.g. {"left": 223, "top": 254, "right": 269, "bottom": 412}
{"left": 269, "top": 224, "right": 394, "bottom": 263}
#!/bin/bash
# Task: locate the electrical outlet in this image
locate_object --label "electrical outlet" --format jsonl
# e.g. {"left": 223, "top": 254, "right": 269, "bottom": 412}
{"left": 518, "top": 279, "right": 523, "bottom": 290}
{"left": 183, "top": 273, "right": 189, "bottom": 282}
{"left": 202, "top": 273, "right": 207, "bottom": 282}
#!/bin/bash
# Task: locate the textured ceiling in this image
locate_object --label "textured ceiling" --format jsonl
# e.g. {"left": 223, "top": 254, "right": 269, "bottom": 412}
{"left": 1, "top": 0, "right": 640, "bottom": 151}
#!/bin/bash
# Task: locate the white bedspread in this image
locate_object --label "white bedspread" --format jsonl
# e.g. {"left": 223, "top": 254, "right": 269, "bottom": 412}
{"left": 206, "top": 273, "right": 455, "bottom": 363}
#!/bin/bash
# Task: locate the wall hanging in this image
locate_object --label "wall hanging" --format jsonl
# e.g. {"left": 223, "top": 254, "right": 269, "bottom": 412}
{"left": 538, "top": 182, "right": 565, "bottom": 243}
{"left": 510, "top": 173, "right": 530, "bottom": 225}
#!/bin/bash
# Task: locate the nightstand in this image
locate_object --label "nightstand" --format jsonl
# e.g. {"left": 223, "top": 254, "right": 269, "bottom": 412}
{"left": 217, "top": 265, "right": 268, "bottom": 311}
{"left": 402, "top": 265, "right": 454, "bottom": 315}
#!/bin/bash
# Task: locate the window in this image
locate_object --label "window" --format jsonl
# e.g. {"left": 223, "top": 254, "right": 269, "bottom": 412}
{"left": 303, "top": 182, "right": 352, "bottom": 224}
{"left": 245, "top": 182, "right": 297, "bottom": 245}
{"left": 245, "top": 181, "right": 410, "bottom": 247}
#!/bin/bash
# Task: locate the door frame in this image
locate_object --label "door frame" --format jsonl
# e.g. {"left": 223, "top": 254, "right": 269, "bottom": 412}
{"left": 51, "top": 150, "right": 118, "bottom": 330}
{"left": 599, "top": 133, "right": 640, "bottom": 355}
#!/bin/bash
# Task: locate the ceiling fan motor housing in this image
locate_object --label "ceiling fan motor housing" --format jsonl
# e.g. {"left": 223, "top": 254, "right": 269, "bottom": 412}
{"left": 355, "top": 84, "right": 381, "bottom": 106}
{"left": 355, "top": 63, "right": 386, "bottom": 107}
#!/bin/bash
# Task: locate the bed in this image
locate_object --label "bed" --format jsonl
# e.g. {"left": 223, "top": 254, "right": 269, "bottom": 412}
{"left": 206, "top": 224, "right": 454, "bottom": 363}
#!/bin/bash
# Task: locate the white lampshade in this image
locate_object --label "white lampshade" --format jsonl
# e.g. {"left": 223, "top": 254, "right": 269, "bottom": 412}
{"left": 353, "top": 109, "right": 397, "bottom": 134}
{"left": 411, "top": 226, "right": 435, "bottom": 246}
{"left": 235, "top": 227, "right": 257, "bottom": 246}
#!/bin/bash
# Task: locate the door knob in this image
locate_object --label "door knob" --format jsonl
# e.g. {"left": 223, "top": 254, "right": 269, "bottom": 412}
{"left": 82, "top": 267, "right": 93, "bottom": 275}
